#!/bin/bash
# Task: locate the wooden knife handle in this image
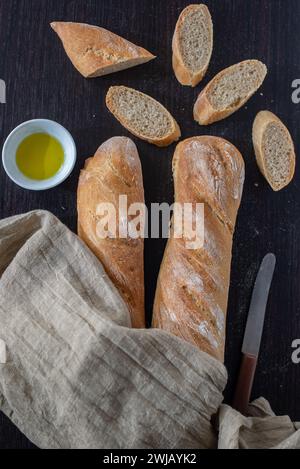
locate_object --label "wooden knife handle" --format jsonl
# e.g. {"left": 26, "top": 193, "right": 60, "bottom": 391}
{"left": 233, "top": 354, "right": 258, "bottom": 415}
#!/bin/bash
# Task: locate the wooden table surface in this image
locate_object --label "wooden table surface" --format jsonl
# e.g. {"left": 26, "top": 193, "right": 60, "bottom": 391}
{"left": 0, "top": 0, "right": 300, "bottom": 449}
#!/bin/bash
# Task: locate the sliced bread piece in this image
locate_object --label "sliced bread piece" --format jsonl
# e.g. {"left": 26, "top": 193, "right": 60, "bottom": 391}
{"left": 51, "top": 22, "right": 155, "bottom": 78}
{"left": 106, "top": 86, "right": 181, "bottom": 147}
{"left": 173, "top": 4, "right": 213, "bottom": 87}
{"left": 194, "top": 60, "right": 267, "bottom": 125}
{"left": 253, "top": 111, "right": 296, "bottom": 191}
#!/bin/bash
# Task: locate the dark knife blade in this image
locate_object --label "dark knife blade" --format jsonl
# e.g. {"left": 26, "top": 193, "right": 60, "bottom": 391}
{"left": 242, "top": 253, "right": 276, "bottom": 358}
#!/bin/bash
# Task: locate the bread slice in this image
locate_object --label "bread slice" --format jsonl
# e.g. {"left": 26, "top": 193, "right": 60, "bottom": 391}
{"left": 173, "top": 4, "right": 213, "bottom": 87}
{"left": 106, "top": 86, "right": 181, "bottom": 147}
{"left": 51, "top": 22, "right": 155, "bottom": 78}
{"left": 253, "top": 111, "right": 296, "bottom": 191}
{"left": 194, "top": 60, "right": 267, "bottom": 125}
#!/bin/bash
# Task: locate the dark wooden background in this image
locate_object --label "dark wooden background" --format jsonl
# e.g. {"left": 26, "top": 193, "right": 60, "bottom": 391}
{"left": 0, "top": 0, "right": 300, "bottom": 449}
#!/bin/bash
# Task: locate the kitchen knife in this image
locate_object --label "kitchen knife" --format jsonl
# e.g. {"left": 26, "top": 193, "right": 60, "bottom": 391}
{"left": 233, "top": 253, "right": 276, "bottom": 415}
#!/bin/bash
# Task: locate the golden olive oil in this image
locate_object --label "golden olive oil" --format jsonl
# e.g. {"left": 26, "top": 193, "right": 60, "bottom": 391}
{"left": 16, "top": 133, "right": 64, "bottom": 180}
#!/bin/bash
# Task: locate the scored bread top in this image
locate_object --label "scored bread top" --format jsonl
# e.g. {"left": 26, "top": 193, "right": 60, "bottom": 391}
{"left": 194, "top": 60, "right": 267, "bottom": 125}
{"left": 51, "top": 22, "right": 155, "bottom": 78}
{"left": 173, "top": 4, "right": 213, "bottom": 87}
{"left": 173, "top": 136, "right": 245, "bottom": 231}
{"left": 77, "top": 137, "right": 145, "bottom": 328}
{"left": 253, "top": 111, "right": 296, "bottom": 191}
{"left": 106, "top": 86, "right": 181, "bottom": 147}
{"left": 153, "top": 137, "right": 245, "bottom": 361}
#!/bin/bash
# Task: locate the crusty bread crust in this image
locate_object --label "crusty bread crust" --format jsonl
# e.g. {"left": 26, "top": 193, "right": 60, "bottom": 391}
{"left": 152, "top": 137, "right": 245, "bottom": 361}
{"left": 51, "top": 22, "right": 155, "bottom": 78}
{"left": 106, "top": 86, "right": 181, "bottom": 147}
{"left": 77, "top": 137, "right": 145, "bottom": 328}
{"left": 253, "top": 110, "right": 296, "bottom": 191}
{"left": 172, "top": 4, "right": 213, "bottom": 87}
{"left": 194, "top": 60, "right": 267, "bottom": 125}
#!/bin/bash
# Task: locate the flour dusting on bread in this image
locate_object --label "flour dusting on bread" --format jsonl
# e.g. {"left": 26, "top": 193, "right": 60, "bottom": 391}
{"left": 51, "top": 22, "right": 155, "bottom": 78}
{"left": 77, "top": 137, "right": 145, "bottom": 328}
{"left": 153, "top": 137, "right": 245, "bottom": 362}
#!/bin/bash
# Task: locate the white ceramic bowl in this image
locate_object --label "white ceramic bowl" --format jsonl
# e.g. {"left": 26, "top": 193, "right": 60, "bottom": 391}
{"left": 2, "top": 119, "right": 77, "bottom": 191}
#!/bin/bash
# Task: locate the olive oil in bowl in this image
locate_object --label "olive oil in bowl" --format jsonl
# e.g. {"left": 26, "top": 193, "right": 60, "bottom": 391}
{"left": 3, "top": 119, "right": 76, "bottom": 191}
{"left": 16, "top": 133, "right": 65, "bottom": 180}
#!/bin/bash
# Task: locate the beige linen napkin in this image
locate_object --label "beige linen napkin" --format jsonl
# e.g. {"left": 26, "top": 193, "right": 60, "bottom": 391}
{"left": 0, "top": 211, "right": 299, "bottom": 449}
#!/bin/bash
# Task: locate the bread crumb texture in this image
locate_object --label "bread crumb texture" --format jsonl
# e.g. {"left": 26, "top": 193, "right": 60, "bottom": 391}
{"left": 263, "top": 121, "right": 294, "bottom": 190}
{"left": 208, "top": 60, "right": 267, "bottom": 110}
{"left": 179, "top": 6, "right": 211, "bottom": 72}
{"left": 108, "top": 87, "right": 173, "bottom": 138}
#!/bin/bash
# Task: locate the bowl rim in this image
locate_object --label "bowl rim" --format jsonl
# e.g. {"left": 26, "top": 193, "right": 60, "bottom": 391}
{"left": 2, "top": 118, "right": 77, "bottom": 191}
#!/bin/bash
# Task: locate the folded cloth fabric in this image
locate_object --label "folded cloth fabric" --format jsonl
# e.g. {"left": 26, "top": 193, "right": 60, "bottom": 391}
{"left": 218, "top": 399, "right": 300, "bottom": 449}
{"left": 0, "top": 211, "right": 299, "bottom": 449}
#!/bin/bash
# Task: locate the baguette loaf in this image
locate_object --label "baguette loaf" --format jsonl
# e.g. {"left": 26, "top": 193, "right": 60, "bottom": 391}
{"left": 51, "top": 22, "right": 155, "bottom": 78}
{"left": 77, "top": 137, "right": 145, "bottom": 328}
{"left": 253, "top": 111, "right": 296, "bottom": 191}
{"left": 173, "top": 4, "right": 213, "bottom": 87}
{"left": 152, "top": 137, "right": 245, "bottom": 361}
{"left": 194, "top": 60, "right": 267, "bottom": 125}
{"left": 106, "top": 86, "right": 181, "bottom": 147}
